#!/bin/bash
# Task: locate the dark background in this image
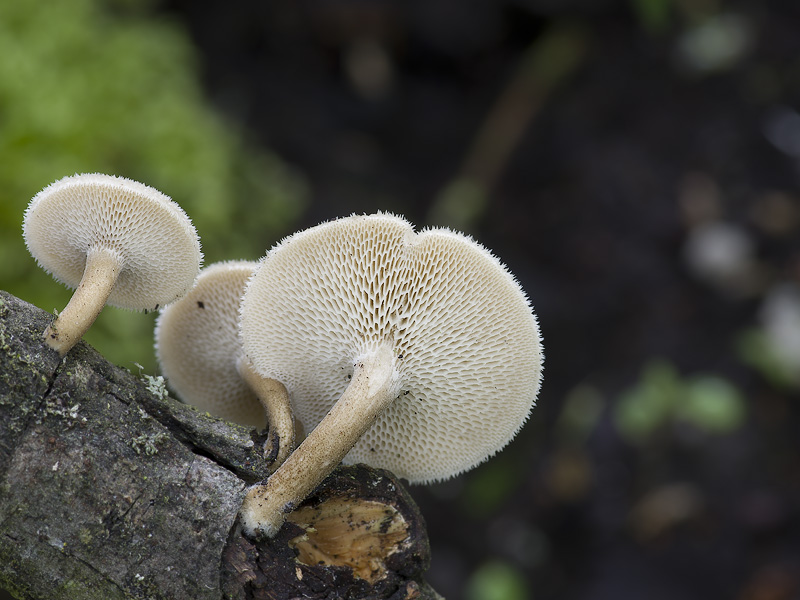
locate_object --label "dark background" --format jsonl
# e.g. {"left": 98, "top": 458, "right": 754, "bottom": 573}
{"left": 157, "top": 1, "right": 800, "bottom": 597}
{"left": 5, "top": 0, "right": 800, "bottom": 598}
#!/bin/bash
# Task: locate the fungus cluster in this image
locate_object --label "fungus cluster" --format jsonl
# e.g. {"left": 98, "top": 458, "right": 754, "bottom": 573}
{"left": 22, "top": 175, "right": 543, "bottom": 544}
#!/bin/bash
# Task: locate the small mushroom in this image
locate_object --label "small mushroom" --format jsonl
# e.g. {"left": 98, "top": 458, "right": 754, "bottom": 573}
{"left": 239, "top": 213, "right": 543, "bottom": 538}
{"left": 154, "top": 260, "right": 295, "bottom": 467}
{"left": 23, "top": 173, "right": 202, "bottom": 356}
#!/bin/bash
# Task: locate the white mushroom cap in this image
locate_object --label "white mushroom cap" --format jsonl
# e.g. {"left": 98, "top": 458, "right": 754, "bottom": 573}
{"left": 155, "top": 261, "right": 265, "bottom": 427}
{"left": 24, "top": 173, "right": 202, "bottom": 311}
{"left": 241, "top": 212, "right": 543, "bottom": 484}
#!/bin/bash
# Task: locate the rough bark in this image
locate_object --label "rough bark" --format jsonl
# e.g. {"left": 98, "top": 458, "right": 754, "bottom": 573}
{"left": 0, "top": 291, "right": 441, "bottom": 600}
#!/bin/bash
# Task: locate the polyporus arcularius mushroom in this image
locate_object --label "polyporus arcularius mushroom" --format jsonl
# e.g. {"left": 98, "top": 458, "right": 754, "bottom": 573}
{"left": 155, "top": 260, "right": 295, "bottom": 467}
{"left": 239, "top": 213, "right": 543, "bottom": 538}
{"left": 23, "top": 173, "right": 202, "bottom": 356}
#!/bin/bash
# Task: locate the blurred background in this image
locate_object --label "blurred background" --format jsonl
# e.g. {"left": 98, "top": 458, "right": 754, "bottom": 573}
{"left": 2, "top": 0, "right": 800, "bottom": 598}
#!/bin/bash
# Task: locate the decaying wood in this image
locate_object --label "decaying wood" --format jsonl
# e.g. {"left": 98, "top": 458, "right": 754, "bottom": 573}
{"left": 0, "top": 291, "right": 441, "bottom": 600}
{"left": 222, "top": 464, "right": 434, "bottom": 600}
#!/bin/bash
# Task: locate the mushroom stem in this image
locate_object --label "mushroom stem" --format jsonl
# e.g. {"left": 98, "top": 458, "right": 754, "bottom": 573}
{"left": 237, "top": 357, "right": 296, "bottom": 471}
{"left": 239, "top": 344, "right": 399, "bottom": 538}
{"left": 44, "top": 247, "right": 122, "bottom": 356}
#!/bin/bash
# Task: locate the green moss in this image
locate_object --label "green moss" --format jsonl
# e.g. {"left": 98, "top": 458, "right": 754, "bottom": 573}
{"left": 0, "top": 567, "right": 29, "bottom": 600}
{"left": 0, "top": 0, "right": 307, "bottom": 373}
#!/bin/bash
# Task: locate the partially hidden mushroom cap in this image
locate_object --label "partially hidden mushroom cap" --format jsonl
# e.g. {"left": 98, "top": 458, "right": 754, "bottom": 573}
{"left": 155, "top": 260, "right": 265, "bottom": 428}
{"left": 23, "top": 173, "right": 202, "bottom": 311}
{"left": 240, "top": 212, "right": 543, "bottom": 484}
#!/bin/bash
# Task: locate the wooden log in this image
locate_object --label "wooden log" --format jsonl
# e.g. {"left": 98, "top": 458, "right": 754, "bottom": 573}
{"left": 0, "top": 291, "right": 441, "bottom": 600}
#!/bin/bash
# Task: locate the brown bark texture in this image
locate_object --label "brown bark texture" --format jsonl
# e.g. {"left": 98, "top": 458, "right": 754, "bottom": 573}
{"left": 0, "top": 291, "right": 441, "bottom": 600}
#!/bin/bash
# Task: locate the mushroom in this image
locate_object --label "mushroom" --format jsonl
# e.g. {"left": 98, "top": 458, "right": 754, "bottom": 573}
{"left": 239, "top": 213, "right": 543, "bottom": 538}
{"left": 154, "top": 260, "right": 295, "bottom": 467}
{"left": 22, "top": 173, "right": 202, "bottom": 356}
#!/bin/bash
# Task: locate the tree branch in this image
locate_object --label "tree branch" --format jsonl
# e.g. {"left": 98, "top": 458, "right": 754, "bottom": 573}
{"left": 0, "top": 291, "right": 440, "bottom": 600}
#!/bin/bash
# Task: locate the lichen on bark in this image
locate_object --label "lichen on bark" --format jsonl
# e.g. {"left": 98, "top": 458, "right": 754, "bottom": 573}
{"left": 0, "top": 291, "right": 440, "bottom": 600}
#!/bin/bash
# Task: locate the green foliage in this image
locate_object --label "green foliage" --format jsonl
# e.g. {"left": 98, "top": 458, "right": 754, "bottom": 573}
{"left": 678, "top": 375, "right": 747, "bottom": 433}
{"left": 737, "top": 328, "right": 800, "bottom": 389}
{"left": 465, "top": 560, "right": 530, "bottom": 600}
{"left": 0, "top": 0, "right": 307, "bottom": 372}
{"left": 629, "top": 0, "right": 673, "bottom": 33}
{"left": 555, "top": 384, "right": 604, "bottom": 446}
{"left": 614, "top": 360, "right": 746, "bottom": 442}
{"left": 615, "top": 361, "right": 680, "bottom": 441}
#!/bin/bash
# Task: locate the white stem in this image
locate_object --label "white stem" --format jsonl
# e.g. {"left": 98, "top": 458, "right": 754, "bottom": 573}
{"left": 238, "top": 357, "right": 295, "bottom": 471}
{"left": 44, "top": 247, "right": 122, "bottom": 356}
{"left": 239, "top": 345, "right": 398, "bottom": 538}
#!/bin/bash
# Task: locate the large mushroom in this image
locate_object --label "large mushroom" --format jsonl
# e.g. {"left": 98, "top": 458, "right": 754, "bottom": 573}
{"left": 239, "top": 213, "right": 543, "bottom": 538}
{"left": 23, "top": 173, "right": 202, "bottom": 356}
{"left": 155, "top": 260, "right": 295, "bottom": 467}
